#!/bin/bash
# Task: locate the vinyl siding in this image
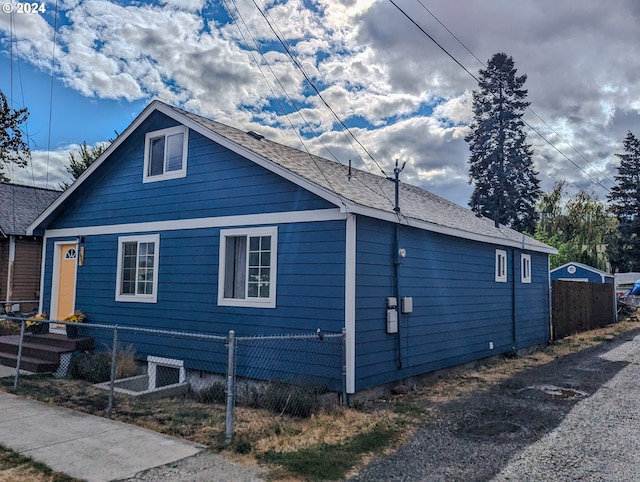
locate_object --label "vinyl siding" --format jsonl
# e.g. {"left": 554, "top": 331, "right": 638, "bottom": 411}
{"left": 0, "top": 237, "right": 42, "bottom": 312}
{"left": 43, "top": 221, "right": 346, "bottom": 370}
{"left": 48, "top": 111, "right": 334, "bottom": 230}
{"left": 354, "top": 216, "right": 550, "bottom": 391}
{"left": 0, "top": 239, "right": 7, "bottom": 301}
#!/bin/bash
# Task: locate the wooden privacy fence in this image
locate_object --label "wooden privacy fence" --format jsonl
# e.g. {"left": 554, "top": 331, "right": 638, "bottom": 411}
{"left": 552, "top": 280, "right": 616, "bottom": 340}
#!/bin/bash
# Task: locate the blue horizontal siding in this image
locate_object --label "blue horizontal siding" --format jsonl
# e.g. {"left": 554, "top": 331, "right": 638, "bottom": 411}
{"left": 45, "top": 220, "right": 346, "bottom": 388}
{"left": 45, "top": 219, "right": 346, "bottom": 339}
{"left": 354, "top": 216, "right": 550, "bottom": 392}
{"left": 48, "top": 111, "right": 335, "bottom": 230}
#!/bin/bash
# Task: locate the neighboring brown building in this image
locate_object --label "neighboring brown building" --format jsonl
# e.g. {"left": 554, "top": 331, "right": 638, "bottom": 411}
{"left": 0, "top": 183, "right": 60, "bottom": 314}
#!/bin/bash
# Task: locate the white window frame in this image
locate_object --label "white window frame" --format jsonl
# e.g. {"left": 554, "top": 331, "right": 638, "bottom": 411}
{"left": 521, "top": 254, "right": 532, "bottom": 283}
{"left": 115, "top": 234, "right": 160, "bottom": 303}
{"left": 495, "top": 249, "right": 507, "bottom": 283}
{"left": 143, "top": 126, "right": 188, "bottom": 183}
{"left": 218, "top": 226, "right": 277, "bottom": 308}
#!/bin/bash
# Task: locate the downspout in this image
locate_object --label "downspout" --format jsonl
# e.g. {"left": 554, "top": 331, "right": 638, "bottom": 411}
{"left": 511, "top": 248, "right": 516, "bottom": 346}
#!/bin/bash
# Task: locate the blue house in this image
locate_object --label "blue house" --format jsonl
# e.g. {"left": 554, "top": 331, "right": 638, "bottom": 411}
{"left": 28, "top": 101, "right": 556, "bottom": 395}
{"left": 550, "top": 262, "right": 614, "bottom": 284}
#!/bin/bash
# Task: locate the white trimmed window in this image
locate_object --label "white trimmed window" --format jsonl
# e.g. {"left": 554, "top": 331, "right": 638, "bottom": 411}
{"left": 116, "top": 234, "right": 160, "bottom": 303}
{"left": 521, "top": 254, "right": 532, "bottom": 283}
{"left": 143, "top": 126, "right": 188, "bottom": 182}
{"left": 495, "top": 249, "right": 507, "bottom": 282}
{"left": 218, "top": 227, "right": 277, "bottom": 308}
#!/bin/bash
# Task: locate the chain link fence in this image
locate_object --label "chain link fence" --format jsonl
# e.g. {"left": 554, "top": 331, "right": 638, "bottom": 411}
{"left": 0, "top": 316, "right": 345, "bottom": 442}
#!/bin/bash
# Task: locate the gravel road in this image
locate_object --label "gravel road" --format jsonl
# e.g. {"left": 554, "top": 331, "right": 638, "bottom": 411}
{"left": 121, "top": 327, "right": 640, "bottom": 481}
{"left": 349, "top": 328, "right": 640, "bottom": 482}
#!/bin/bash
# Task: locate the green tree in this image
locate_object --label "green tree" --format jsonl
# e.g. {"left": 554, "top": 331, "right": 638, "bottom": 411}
{"left": 60, "top": 138, "right": 112, "bottom": 189}
{"left": 0, "top": 90, "right": 30, "bottom": 182}
{"left": 466, "top": 52, "right": 542, "bottom": 234}
{"left": 535, "top": 181, "right": 616, "bottom": 270}
{"left": 607, "top": 131, "right": 640, "bottom": 272}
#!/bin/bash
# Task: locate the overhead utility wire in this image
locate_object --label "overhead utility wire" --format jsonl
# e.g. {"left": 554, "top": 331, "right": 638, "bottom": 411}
{"left": 389, "top": 0, "right": 612, "bottom": 194}
{"left": 414, "top": 0, "right": 616, "bottom": 189}
{"left": 247, "top": 0, "right": 397, "bottom": 210}
{"left": 8, "top": 12, "right": 44, "bottom": 214}
{"left": 251, "top": 0, "right": 389, "bottom": 179}
{"left": 45, "top": 0, "right": 60, "bottom": 189}
{"left": 229, "top": 0, "right": 396, "bottom": 210}
{"left": 222, "top": 0, "right": 345, "bottom": 204}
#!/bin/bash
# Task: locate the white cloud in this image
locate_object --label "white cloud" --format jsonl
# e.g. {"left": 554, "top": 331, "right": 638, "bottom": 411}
{"left": 2, "top": 0, "right": 639, "bottom": 203}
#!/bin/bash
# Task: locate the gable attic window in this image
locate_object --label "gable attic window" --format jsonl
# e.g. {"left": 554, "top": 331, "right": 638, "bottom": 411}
{"left": 116, "top": 234, "right": 160, "bottom": 303}
{"left": 218, "top": 227, "right": 277, "bottom": 308}
{"left": 495, "top": 249, "right": 507, "bottom": 283}
{"left": 143, "top": 126, "right": 188, "bottom": 182}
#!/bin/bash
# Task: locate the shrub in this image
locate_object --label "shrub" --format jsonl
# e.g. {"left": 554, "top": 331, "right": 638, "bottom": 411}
{"left": 69, "top": 352, "right": 111, "bottom": 383}
{"left": 68, "top": 345, "right": 140, "bottom": 383}
{"left": 261, "top": 381, "right": 326, "bottom": 418}
{"left": 194, "top": 382, "right": 226, "bottom": 404}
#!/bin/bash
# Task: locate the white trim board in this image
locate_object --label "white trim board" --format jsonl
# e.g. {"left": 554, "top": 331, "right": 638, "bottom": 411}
{"left": 345, "top": 214, "right": 356, "bottom": 394}
{"left": 43, "top": 208, "right": 346, "bottom": 239}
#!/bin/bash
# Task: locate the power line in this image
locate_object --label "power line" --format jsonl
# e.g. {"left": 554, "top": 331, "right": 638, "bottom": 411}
{"left": 224, "top": 0, "right": 397, "bottom": 210}
{"left": 390, "top": 0, "right": 614, "bottom": 194}
{"left": 413, "top": 0, "right": 616, "bottom": 189}
{"left": 222, "top": 0, "right": 346, "bottom": 205}
{"left": 45, "top": 0, "right": 60, "bottom": 189}
{"left": 251, "top": 0, "right": 391, "bottom": 179}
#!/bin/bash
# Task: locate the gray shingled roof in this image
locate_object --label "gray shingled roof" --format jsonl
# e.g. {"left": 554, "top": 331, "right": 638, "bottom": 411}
{"left": 28, "top": 101, "right": 555, "bottom": 254}
{"left": 0, "top": 183, "right": 61, "bottom": 236}
{"left": 172, "top": 104, "right": 554, "bottom": 253}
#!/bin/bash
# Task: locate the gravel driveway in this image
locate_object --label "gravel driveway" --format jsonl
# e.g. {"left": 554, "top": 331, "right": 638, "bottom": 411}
{"left": 349, "top": 328, "right": 640, "bottom": 482}
{"left": 122, "top": 327, "right": 640, "bottom": 481}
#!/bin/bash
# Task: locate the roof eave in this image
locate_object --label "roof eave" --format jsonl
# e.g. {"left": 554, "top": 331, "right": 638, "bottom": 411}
{"left": 27, "top": 100, "right": 167, "bottom": 235}
{"left": 347, "top": 204, "right": 557, "bottom": 254}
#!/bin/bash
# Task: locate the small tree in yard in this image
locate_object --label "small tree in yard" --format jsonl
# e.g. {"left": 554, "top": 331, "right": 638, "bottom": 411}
{"left": 607, "top": 131, "right": 640, "bottom": 272}
{"left": 466, "top": 52, "right": 541, "bottom": 234}
{"left": 535, "top": 180, "right": 616, "bottom": 270}
{"left": 60, "top": 139, "right": 112, "bottom": 189}
{"left": 0, "top": 90, "right": 30, "bottom": 182}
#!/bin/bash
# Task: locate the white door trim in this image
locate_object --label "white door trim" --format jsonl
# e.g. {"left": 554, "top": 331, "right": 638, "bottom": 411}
{"left": 49, "top": 241, "right": 78, "bottom": 332}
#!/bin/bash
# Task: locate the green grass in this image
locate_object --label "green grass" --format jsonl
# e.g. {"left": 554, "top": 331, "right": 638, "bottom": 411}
{"left": 259, "top": 422, "right": 398, "bottom": 481}
{"left": 0, "top": 443, "right": 81, "bottom": 481}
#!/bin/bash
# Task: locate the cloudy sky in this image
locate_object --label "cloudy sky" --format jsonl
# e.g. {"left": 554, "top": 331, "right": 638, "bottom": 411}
{"left": 0, "top": 0, "right": 638, "bottom": 207}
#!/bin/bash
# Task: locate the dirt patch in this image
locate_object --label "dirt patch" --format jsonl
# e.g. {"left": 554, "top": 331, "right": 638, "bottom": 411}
{"left": 348, "top": 319, "right": 640, "bottom": 481}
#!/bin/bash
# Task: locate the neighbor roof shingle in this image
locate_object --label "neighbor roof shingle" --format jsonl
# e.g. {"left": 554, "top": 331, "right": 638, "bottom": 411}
{"left": 0, "top": 183, "right": 61, "bottom": 236}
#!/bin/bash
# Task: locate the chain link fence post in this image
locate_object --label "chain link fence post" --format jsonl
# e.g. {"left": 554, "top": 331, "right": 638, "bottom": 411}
{"left": 12, "top": 319, "right": 26, "bottom": 392}
{"left": 225, "top": 329, "right": 236, "bottom": 444}
{"left": 107, "top": 325, "right": 118, "bottom": 418}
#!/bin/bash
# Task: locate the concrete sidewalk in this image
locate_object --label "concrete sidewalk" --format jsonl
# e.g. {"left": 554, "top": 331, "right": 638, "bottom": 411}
{"left": 0, "top": 367, "right": 205, "bottom": 481}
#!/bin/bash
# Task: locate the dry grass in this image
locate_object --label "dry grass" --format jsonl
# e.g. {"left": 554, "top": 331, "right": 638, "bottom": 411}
{"left": 1, "top": 316, "right": 639, "bottom": 481}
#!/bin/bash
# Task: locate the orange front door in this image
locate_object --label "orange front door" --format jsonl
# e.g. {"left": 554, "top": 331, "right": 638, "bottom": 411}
{"left": 56, "top": 244, "right": 78, "bottom": 321}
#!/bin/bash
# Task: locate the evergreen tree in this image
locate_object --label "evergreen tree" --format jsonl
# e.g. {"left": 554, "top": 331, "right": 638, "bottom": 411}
{"left": 466, "top": 52, "right": 541, "bottom": 233}
{"left": 607, "top": 131, "right": 640, "bottom": 271}
{"left": 0, "top": 90, "right": 30, "bottom": 182}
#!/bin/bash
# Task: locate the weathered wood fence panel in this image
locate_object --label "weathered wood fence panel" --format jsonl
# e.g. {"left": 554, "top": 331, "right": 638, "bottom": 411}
{"left": 552, "top": 280, "right": 615, "bottom": 340}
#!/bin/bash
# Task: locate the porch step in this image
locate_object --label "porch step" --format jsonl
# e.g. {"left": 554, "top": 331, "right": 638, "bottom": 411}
{"left": 0, "top": 334, "right": 94, "bottom": 373}
{"left": 0, "top": 353, "right": 59, "bottom": 373}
